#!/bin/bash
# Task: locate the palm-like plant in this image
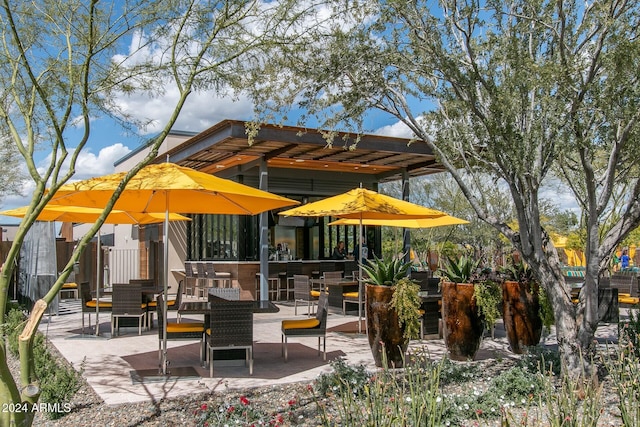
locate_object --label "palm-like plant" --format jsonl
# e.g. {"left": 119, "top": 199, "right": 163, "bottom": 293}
{"left": 439, "top": 255, "right": 479, "bottom": 283}
{"left": 361, "top": 254, "right": 412, "bottom": 286}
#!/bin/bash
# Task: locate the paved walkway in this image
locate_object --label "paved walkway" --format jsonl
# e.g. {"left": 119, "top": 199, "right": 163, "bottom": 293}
{"left": 37, "top": 298, "right": 620, "bottom": 406}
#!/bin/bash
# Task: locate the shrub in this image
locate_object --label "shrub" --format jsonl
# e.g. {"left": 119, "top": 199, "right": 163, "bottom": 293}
{"left": 315, "top": 357, "right": 371, "bottom": 398}
{"left": 3, "top": 308, "right": 81, "bottom": 420}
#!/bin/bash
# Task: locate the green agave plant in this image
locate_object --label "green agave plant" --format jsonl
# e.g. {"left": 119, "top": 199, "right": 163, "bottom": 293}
{"left": 439, "top": 255, "right": 479, "bottom": 283}
{"left": 361, "top": 254, "right": 412, "bottom": 286}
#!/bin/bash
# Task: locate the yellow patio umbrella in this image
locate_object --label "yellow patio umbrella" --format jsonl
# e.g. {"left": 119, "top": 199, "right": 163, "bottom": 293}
{"left": 0, "top": 204, "right": 191, "bottom": 337}
{"left": 0, "top": 205, "right": 190, "bottom": 224}
{"left": 47, "top": 162, "right": 298, "bottom": 214}
{"left": 46, "top": 162, "right": 298, "bottom": 373}
{"left": 278, "top": 187, "right": 446, "bottom": 220}
{"left": 328, "top": 215, "right": 469, "bottom": 228}
{"left": 280, "top": 187, "right": 447, "bottom": 333}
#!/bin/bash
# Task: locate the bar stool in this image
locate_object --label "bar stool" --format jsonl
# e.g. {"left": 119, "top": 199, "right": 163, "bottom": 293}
{"left": 195, "top": 262, "right": 209, "bottom": 299}
{"left": 206, "top": 263, "right": 232, "bottom": 288}
{"left": 255, "top": 272, "right": 279, "bottom": 300}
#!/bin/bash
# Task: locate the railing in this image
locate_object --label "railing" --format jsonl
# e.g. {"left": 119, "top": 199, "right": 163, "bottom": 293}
{"left": 106, "top": 248, "right": 140, "bottom": 285}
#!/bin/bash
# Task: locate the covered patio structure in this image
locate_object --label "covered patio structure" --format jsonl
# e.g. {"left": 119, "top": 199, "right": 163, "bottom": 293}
{"left": 110, "top": 120, "right": 445, "bottom": 301}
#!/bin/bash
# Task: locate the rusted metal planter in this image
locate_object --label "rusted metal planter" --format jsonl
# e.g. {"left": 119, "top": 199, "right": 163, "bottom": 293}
{"left": 365, "top": 284, "right": 407, "bottom": 368}
{"left": 441, "top": 282, "right": 484, "bottom": 361}
{"left": 502, "top": 280, "right": 542, "bottom": 354}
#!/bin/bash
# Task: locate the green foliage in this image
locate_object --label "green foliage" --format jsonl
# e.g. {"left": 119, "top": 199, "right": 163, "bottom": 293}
{"left": 438, "top": 359, "right": 482, "bottom": 385}
{"left": 444, "top": 366, "right": 544, "bottom": 423}
{"left": 3, "top": 308, "right": 81, "bottom": 420}
{"left": 315, "top": 357, "right": 371, "bottom": 398}
{"left": 194, "top": 391, "right": 298, "bottom": 427}
{"left": 473, "top": 281, "right": 502, "bottom": 329}
{"left": 391, "top": 277, "right": 422, "bottom": 341}
{"left": 618, "top": 308, "right": 640, "bottom": 358}
{"left": 439, "top": 255, "right": 478, "bottom": 283}
{"left": 501, "top": 260, "right": 535, "bottom": 284}
{"left": 538, "top": 362, "right": 603, "bottom": 427}
{"left": 312, "top": 351, "right": 445, "bottom": 426}
{"left": 603, "top": 335, "right": 640, "bottom": 426}
{"left": 517, "top": 346, "right": 562, "bottom": 376}
{"left": 32, "top": 334, "right": 81, "bottom": 420}
{"left": 2, "top": 307, "right": 27, "bottom": 356}
{"left": 361, "top": 254, "right": 412, "bottom": 286}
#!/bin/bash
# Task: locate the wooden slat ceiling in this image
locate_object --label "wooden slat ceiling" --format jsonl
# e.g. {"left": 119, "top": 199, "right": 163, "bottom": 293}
{"left": 162, "top": 120, "right": 445, "bottom": 181}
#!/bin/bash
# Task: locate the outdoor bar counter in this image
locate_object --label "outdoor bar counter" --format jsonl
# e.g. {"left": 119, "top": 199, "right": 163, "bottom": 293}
{"left": 203, "top": 259, "right": 359, "bottom": 300}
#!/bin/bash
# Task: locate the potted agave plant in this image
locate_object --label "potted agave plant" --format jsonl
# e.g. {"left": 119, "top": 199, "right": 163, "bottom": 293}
{"left": 439, "top": 256, "right": 486, "bottom": 361}
{"left": 361, "top": 254, "right": 421, "bottom": 368}
{"left": 501, "top": 260, "right": 553, "bottom": 354}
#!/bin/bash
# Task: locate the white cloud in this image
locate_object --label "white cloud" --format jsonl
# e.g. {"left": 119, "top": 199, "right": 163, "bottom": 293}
{"left": 0, "top": 144, "right": 131, "bottom": 220}
{"left": 116, "top": 87, "right": 254, "bottom": 135}
{"left": 374, "top": 120, "right": 414, "bottom": 138}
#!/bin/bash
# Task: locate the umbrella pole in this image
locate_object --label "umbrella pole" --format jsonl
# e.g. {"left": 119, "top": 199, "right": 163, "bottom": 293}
{"left": 358, "top": 218, "right": 363, "bottom": 334}
{"left": 95, "top": 228, "right": 101, "bottom": 336}
{"left": 161, "top": 198, "right": 169, "bottom": 375}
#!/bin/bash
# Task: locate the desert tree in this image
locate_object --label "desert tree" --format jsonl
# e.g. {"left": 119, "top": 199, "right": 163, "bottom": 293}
{"left": 246, "top": 0, "right": 640, "bottom": 377}
{"left": 0, "top": 0, "right": 321, "bottom": 424}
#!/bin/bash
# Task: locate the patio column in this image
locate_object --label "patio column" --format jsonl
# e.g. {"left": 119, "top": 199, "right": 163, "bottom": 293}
{"left": 402, "top": 170, "right": 411, "bottom": 266}
{"left": 258, "top": 158, "right": 269, "bottom": 301}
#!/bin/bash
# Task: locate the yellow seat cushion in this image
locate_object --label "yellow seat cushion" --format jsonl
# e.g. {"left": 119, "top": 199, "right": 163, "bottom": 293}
{"left": 167, "top": 322, "right": 204, "bottom": 333}
{"left": 310, "top": 290, "right": 321, "bottom": 298}
{"left": 619, "top": 296, "right": 640, "bottom": 305}
{"left": 147, "top": 299, "right": 175, "bottom": 308}
{"left": 86, "top": 301, "right": 112, "bottom": 308}
{"left": 282, "top": 319, "right": 320, "bottom": 330}
{"left": 62, "top": 283, "right": 77, "bottom": 289}
{"left": 343, "top": 292, "right": 359, "bottom": 298}
{"left": 618, "top": 293, "right": 631, "bottom": 297}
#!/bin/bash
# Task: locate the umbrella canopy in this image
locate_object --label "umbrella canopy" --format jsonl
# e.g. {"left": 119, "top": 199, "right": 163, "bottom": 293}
{"left": 328, "top": 215, "right": 469, "bottom": 228}
{"left": 280, "top": 187, "right": 445, "bottom": 334}
{"left": 48, "top": 162, "right": 298, "bottom": 214}
{"left": 0, "top": 205, "right": 191, "bottom": 224}
{"left": 278, "top": 188, "right": 446, "bottom": 220}
{"left": 1, "top": 204, "right": 191, "bottom": 338}
{"left": 45, "top": 162, "right": 298, "bottom": 374}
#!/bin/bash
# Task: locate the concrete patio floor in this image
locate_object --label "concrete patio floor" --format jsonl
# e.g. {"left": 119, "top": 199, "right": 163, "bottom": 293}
{"left": 37, "top": 297, "right": 620, "bottom": 406}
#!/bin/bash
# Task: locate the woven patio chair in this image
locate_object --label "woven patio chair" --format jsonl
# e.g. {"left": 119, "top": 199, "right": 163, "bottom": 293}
{"left": 208, "top": 287, "right": 240, "bottom": 300}
{"left": 281, "top": 293, "right": 328, "bottom": 362}
{"left": 206, "top": 297, "right": 254, "bottom": 377}
{"left": 111, "top": 283, "right": 147, "bottom": 336}
{"left": 293, "top": 275, "right": 320, "bottom": 316}
{"left": 156, "top": 294, "right": 205, "bottom": 364}
{"left": 79, "top": 281, "right": 112, "bottom": 334}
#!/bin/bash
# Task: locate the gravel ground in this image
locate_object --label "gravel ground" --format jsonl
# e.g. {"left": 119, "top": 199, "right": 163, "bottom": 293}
{"left": 8, "top": 340, "right": 626, "bottom": 426}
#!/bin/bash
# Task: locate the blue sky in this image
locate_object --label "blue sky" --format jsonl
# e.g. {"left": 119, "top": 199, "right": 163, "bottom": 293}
{"left": 0, "top": 1, "right": 578, "bottom": 225}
